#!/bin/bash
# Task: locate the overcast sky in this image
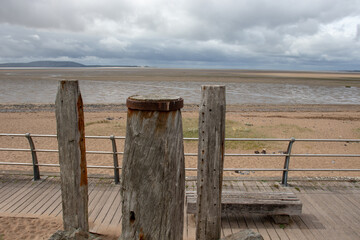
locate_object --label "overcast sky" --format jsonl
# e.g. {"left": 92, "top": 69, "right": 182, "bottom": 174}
{"left": 1, "top": 0, "right": 360, "bottom": 70}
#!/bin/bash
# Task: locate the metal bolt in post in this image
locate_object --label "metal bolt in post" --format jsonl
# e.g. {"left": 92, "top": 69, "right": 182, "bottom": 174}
{"left": 25, "top": 133, "right": 40, "bottom": 180}
{"left": 282, "top": 137, "right": 296, "bottom": 186}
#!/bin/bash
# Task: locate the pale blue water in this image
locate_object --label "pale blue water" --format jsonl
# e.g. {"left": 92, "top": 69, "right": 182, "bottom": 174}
{"left": 0, "top": 74, "right": 359, "bottom": 104}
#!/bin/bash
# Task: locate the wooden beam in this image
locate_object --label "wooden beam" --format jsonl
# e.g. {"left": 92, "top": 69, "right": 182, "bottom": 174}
{"left": 187, "top": 191, "right": 302, "bottom": 215}
{"left": 55, "top": 80, "right": 89, "bottom": 232}
{"left": 121, "top": 95, "right": 185, "bottom": 240}
{"left": 196, "top": 86, "right": 226, "bottom": 240}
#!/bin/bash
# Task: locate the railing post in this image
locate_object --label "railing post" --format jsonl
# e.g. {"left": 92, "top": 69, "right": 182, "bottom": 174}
{"left": 196, "top": 85, "right": 226, "bottom": 240}
{"left": 25, "top": 133, "right": 40, "bottom": 181}
{"left": 55, "top": 80, "right": 89, "bottom": 233}
{"left": 121, "top": 95, "right": 185, "bottom": 240}
{"left": 282, "top": 137, "right": 295, "bottom": 186}
{"left": 110, "top": 135, "right": 120, "bottom": 184}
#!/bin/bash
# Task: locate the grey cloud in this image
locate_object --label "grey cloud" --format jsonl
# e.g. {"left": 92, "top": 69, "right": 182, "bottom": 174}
{"left": 0, "top": 0, "right": 360, "bottom": 70}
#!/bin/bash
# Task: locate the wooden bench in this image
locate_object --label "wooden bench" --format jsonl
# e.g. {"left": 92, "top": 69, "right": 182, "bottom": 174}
{"left": 186, "top": 191, "right": 302, "bottom": 224}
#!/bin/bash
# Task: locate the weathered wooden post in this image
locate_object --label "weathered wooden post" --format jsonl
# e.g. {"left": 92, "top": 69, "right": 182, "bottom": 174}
{"left": 196, "top": 85, "right": 226, "bottom": 240}
{"left": 121, "top": 95, "right": 185, "bottom": 240}
{"left": 55, "top": 80, "right": 89, "bottom": 232}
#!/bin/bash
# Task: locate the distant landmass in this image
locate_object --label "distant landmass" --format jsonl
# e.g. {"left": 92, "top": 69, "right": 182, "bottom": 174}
{"left": 0, "top": 61, "right": 141, "bottom": 68}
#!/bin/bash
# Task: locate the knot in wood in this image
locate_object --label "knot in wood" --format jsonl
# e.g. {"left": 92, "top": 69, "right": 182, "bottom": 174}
{"left": 126, "top": 94, "right": 183, "bottom": 111}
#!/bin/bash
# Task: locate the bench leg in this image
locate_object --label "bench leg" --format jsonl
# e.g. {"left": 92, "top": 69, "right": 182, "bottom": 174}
{"left": 271, "top": 215, "right": 291, "bottom": 224}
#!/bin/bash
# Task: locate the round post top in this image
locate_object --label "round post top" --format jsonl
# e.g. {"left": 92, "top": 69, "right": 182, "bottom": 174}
{"left": 126, "top": 94, "right": 184, "bottom": 111}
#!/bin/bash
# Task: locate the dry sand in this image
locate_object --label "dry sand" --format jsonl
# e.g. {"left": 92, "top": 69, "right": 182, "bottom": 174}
{"left": 0, "top": 104, "right": 359, "bottom": 179}
{"left": 0, "top": 214, "right": 62, "bottom": 240}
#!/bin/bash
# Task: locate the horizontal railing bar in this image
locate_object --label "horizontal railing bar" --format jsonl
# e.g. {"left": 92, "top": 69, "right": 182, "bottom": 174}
{"left": 286, "top": 169, "right": 360, "bottom": 171}
{"left": 27, "top": 134, "right": 57, "bottom": 138}
{"left": 225, "top": 138, "right": 292, "bottom": 141}
{"left": 0, "top": 133, "right": 27, "bottom": 137}
{"left": 0, "top": 162, "right": 33, "bottom": 166}
{"left": 225, "top": 153, "right": 285, "bottom": 157}
{"left": 85, "top": 136, "right": 126, "bottom": 139}
{"left": 1, "top": 133, "right": 359, "bottom": 143}
{"left": 291, "top": 154, "right": 360, "bottom": 157}
{"left": 2, "top": 161, "right": 360, "bottom": 172}
{"left": 86, "top": 150, "right": 113, "bottom": 154}
{"left": 37, "top": 163, "right": 59, "bottom": 167}
{"left": 185, "top": 153, "right": 197, "bottom": 156}
{"left": 223, "top": 168, "right": 284, "bottom": 171}
{"left": 225, "top": 138, "right": 360, "bottom": 142}
{"left": 0, "top": 148, "right": 31, "bottom": 152}
{"left": 0, "top": 134, "right": 127, "bottom": 139}
{"left": 187, "top": 153, "right": 360, "bottom": 157}
{"left": 0, "top": 148, "right": 125, "bottom": 155}
{"left": 223, "top": 168, "right": 360, "bottom": 172}
{"left": 86, "top": 151, "right": 124, "bottom": 155}
{"left": 2, "top": 148, "right": 358, "bottom": 158}
{"left": 34, "top": 149, "right": 58, "bottom": 153}
{"left": 183, "top": 138, "right": 198, "bottom": 141}
{"left": 87, "top": 165, "right": 115, "bottom": 169}
{"left": 289, "top": 139, "right": 360, "bottom": 142}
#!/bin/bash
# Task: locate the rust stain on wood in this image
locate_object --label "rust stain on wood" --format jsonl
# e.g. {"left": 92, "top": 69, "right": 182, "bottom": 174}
{"left": 155, "top": 111, "right": 170, "bottom": 134}
{"left": 141, "top": 111, "right": 155, "bottom": 119}
{"left": 78, "top": 95, "right": 88, "bottom": 186}
{"left": 60, "top": 80, "right": 66, "bottom": 89}
{"left": 127, "top": 108, "right": 135, "bottom": 118}
{"left": 139, "top": 228, "right": 144, "bottom": 240}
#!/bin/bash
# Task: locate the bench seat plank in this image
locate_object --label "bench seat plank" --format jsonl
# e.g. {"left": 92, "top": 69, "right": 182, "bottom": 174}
{"left": 186, "top": 191, "right": 302, "bottom": 216}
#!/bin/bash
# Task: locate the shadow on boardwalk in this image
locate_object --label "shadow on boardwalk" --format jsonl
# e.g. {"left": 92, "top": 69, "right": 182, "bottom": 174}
{"left": 0, "top": 174, "right": 359, "bottom": 240}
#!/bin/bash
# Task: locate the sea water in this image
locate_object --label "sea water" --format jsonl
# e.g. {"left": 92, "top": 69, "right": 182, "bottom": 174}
{"left": 0, "top": 72, "right": 359, "bottom": 104}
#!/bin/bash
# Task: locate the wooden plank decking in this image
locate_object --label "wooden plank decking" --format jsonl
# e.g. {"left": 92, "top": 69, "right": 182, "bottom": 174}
{"left": 0, "top": 174, "right": 360, "bottom": 240}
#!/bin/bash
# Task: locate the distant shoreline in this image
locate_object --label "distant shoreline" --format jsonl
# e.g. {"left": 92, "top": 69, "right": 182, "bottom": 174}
{"left": 0, "top": 103, "right": 359, "bottom": 113}
{"left": 0, "top": 60, "right": 142, "bottom": 68}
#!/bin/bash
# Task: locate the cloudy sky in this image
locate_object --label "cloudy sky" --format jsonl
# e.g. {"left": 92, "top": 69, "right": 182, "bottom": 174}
{"left": 1, "top": 0, "right": 360, "bottom": 70}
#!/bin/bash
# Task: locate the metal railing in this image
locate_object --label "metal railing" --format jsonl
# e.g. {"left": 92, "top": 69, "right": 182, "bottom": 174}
{"left": 0, "top": 133, "right": 359, "bottom": 186}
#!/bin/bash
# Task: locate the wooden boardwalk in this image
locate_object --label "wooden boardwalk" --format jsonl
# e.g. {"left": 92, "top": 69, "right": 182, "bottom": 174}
{"left": 0, "top": 174, "right": 360, "bottom": 240}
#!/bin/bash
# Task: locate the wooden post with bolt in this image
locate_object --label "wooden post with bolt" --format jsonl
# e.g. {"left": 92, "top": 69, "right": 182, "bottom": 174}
{"left": 120, "top": 94, "right": 185, "bottom": 240}
{"left": 196, "top": 85, "right": 226, "bottom": 240}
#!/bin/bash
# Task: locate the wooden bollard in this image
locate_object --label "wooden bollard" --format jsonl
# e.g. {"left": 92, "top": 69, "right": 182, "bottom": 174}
{"left": 121, "top": 95, "right": 185, "bottom": 240}
{"left": 55, "top": 80, "right": 89, "bottom": 232}
{"left": 196, "top": 86, "right": 226, "bottom": 240}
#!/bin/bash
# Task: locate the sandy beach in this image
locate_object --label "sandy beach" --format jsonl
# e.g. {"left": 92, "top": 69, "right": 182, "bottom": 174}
{"left": 0, "top": 103, "right": 359, "bottom": 178}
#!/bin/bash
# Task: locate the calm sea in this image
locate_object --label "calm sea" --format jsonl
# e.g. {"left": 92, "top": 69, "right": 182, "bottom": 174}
{"left": 0, "top": 68, "right": 359, "bottom": 105}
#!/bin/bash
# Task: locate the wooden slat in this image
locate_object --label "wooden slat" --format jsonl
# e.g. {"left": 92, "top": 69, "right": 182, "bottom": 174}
{"left": 91, "top": 185, "right": 120, "bottom": 233}
{"left": 89, "top": 184, "right": 114, "bottom": 226}
{"left": 0, "top": 178, "right": 33, "bottom": 204}
{"left": 269, "top": 220, "right": 290, "bottom": 240}
{"left": 108, "top": 194, "right": 123, "bottom": 226}
{"left": 251, "top": 215, "right": 270, "bottom": 240}
{"left": 316, "top": 193, "right": 360, "bottom": 239}
{"left": 0, "top": 178, "right": 45, "bottom": 211}
{"left": 32, "top": 185, "right": 61, "bottom": 216}
{"left": 187, "top": 191, "right": 302, "bottom": 215}
{"left": 13, "top": 178, "right": 57, "bottom": 215}
{"left": 261, "top": 216, "right": 280, "bottom": 240}
{"left": 9, "top": 178, "right": 54, "bottom": 213}
{"left": 301, "top": 194, "right": 348, "bottom": 240}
